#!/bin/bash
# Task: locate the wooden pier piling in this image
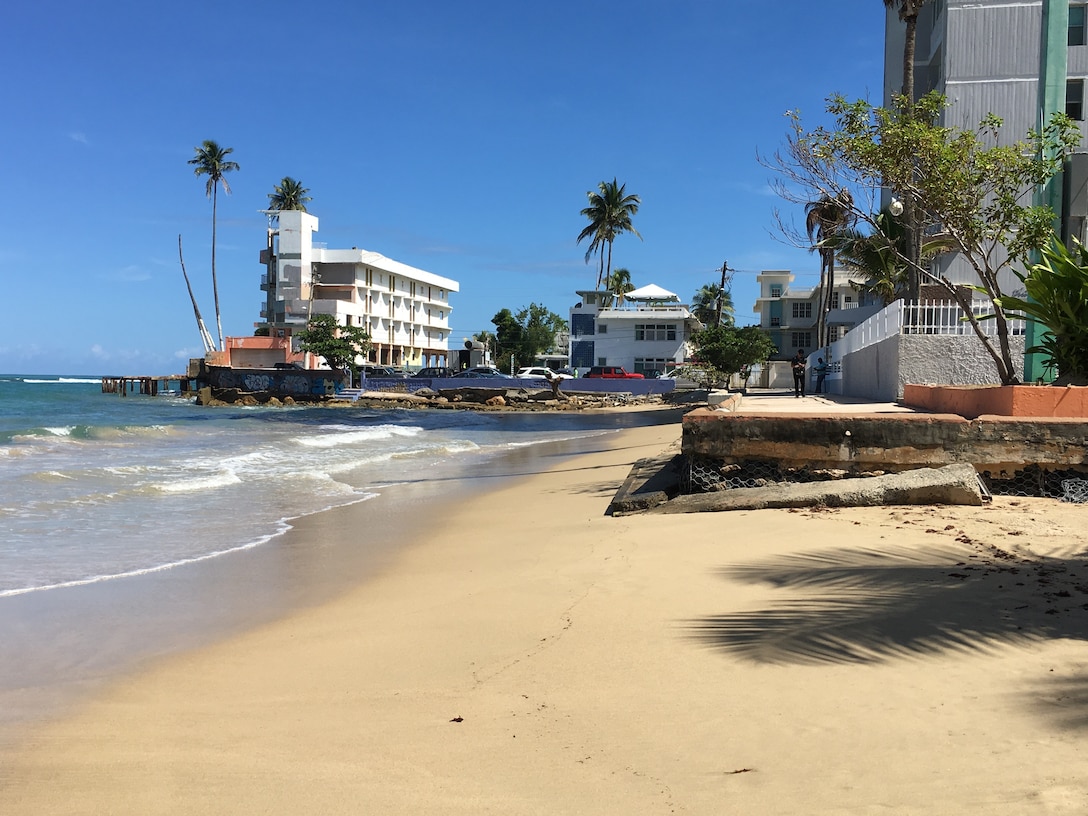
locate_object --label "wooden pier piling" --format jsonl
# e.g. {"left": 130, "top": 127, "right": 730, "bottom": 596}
{"left": 101, "top": 375, "right": 194, "bottom": 396}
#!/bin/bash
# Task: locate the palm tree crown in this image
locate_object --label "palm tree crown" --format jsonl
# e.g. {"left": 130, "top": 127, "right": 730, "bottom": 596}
{"left": 602, "top": 268, "right": 635, "bottom": 307}
{"left": 268, "top": 176, "right": 312, "bottom": 213}
{"left": 576, "top": 178, "right": 642, "bottom": 289}
{"left": 691, "top": 283, "right": 735, "bottom": 327}
{"left": 188, "top": 140, "right": 239, "bottom": 351}
{"left": 805, "top": 192, "right": 855, "bottom": 349}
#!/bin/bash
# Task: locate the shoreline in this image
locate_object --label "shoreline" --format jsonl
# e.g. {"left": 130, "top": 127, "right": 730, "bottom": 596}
{"left": 5, "top": 414, "right": 1088, "bottom": 813}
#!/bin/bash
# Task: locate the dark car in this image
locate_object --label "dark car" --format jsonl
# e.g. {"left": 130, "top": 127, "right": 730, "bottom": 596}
{"left": 273, "top": 361, "right": 304, "bottom": 370}
{"left": 411, "top": 367, "right": 457, "bottom": 378}
{"left": 359, "top": 365, "right": 402, "bottom": 378}
{"left": 451, "top": 366, "right": 513, "bottom": 379}
{"left": 584, "top": 366, "right": 645, "bottom": 379}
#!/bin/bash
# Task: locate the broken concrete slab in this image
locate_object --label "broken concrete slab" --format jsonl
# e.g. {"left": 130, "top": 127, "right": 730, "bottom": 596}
{"left": 646, "top": 463, "right": 985, "bottom": 514}
{"left": 609, "top": 453, "right": 683, "bottom": 515}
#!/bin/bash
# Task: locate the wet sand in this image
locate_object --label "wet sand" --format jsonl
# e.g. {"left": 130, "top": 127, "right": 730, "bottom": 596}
{"left": 4, "top": 416, "right": 1088, "bottom": 814}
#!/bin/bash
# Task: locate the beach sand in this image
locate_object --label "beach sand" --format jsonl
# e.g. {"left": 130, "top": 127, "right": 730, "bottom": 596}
{"left": 4, "top": 417, "right": 1088, "bottom": 814}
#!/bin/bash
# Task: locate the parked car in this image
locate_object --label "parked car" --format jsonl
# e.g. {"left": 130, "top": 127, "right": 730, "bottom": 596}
{"left": 451, "top": 366, "right": 513, "bottom": 379}
{"left": 583, "top": 366, "right": 645, "bottom": 379}
{"left": 273, "top": 362, "right": 304, "bottom": 370}
{"left": 515, "top": 366, "right": 573, "bottom": 380}
{"left": 359, "top": 365, "right": 405, "bottom": 378}
{"left": 411, "top": 367, "right": 457, "bottom": 378}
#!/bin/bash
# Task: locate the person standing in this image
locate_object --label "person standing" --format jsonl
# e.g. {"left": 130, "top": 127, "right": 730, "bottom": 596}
{"left": 791, "top": 349, "right": 807, "bottom": 398}
{"left": 813, "top": 357, "right": 829, "bottom": 394}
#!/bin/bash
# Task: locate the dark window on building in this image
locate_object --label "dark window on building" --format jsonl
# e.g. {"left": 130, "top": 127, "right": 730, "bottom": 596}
{"left": 1071, "top": 5, "right": 1086, "bottom": 46}
{"left": 570, "top": 313, "right": 595, "bottom": 337}
{"left": 792, "top": 302, "right": 812, "bottom": 319}
{"left": 1067, "top": 79, "right": 1084, "bottom": 120}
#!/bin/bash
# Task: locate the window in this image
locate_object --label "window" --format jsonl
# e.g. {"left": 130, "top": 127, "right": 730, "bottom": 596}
{"left": 769, "top": 285, "right": 783, "bottom": 298}
{"left": 1068, "top": 79, "right": 1084, "bottom": 121}
{"left": 831, "top": 293, "right": 840, "bottom": 309}
{"left": 792, "top": 302, "right": 812, "bottom": 319}
{"left": 1072, "top": 5, "right": 1087, "bottom": 46}
{"left": 598, "top": 323, "right": 607, "bottom": 333}
{"left": 770, "top": 317, "right": 781, "bottom": 327}
{"left": 597, "top": 357, "right": 607, "bottom": 366}
{"left": 634, "top": 323, "right": 677, "bottom": 341}
{"left": 791, "top": 332, "right": 812, "bottom": 349}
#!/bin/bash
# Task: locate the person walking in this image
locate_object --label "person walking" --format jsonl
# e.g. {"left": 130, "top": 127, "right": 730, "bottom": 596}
{"left": 813, "top": 357, "right": 829, "bottom": 394}
{"left": 791, "top": 349, "right": 807, "bottom": 398}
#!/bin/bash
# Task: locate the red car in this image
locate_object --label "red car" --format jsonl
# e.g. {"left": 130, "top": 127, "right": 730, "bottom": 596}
{"left": 584, "top": 366, "right": 645, "bottom": 379}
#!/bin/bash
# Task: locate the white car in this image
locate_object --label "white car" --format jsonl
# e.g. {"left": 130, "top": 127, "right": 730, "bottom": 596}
{"left": 516, "top": 367, "right": 573, "bottom": 380}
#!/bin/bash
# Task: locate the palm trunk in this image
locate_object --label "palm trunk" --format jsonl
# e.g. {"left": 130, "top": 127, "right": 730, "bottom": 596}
{"left": 211, "top": 184, "right": 224, "bottom": 350}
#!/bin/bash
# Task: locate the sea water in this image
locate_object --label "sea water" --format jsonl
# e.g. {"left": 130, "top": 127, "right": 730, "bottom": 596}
{"left": 0, "top": 376, "right": 626, "bottom": 597}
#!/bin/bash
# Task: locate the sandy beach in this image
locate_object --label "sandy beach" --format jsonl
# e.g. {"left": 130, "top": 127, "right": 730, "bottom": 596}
{"left": 4, "top": 413, "right": 1088, "bottom": 814}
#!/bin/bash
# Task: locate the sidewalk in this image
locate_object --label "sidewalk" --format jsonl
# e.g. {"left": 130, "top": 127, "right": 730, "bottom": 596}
{"left": 730, "top": 388, "right": 919, "bottom": 415}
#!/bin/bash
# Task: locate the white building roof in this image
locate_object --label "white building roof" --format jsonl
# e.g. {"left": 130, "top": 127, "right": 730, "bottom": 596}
{"left": 625, "top": 283, "right": 679, "bottom": 302}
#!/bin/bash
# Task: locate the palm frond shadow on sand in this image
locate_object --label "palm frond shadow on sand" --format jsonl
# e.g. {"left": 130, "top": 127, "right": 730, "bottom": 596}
{"left": 687, "top": 544, "right": 1088, "bottom": 666}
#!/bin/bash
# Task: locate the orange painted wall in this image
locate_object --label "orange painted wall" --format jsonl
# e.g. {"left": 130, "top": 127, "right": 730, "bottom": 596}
{"left": 902, "top": 385, "right": 1088, "bottom": 419}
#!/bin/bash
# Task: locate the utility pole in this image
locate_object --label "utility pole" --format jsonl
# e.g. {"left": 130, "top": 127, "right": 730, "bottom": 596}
{"left": 714, "top": 260, "right": 733, "bottom": 327}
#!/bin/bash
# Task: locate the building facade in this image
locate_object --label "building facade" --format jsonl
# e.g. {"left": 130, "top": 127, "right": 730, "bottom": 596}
{"left": 568, "top": 286, "right": 703, "bottom": 377}
{"left": 885, "top": 0, "right": 1088, "bottom": 288}
{"left": 259, "top": 210, "right": 459, "bottom": 369}
{"left": 752, "top": 269, "right": 881, "bottom": 358}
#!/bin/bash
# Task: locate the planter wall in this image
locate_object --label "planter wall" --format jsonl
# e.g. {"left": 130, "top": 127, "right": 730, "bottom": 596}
{"left": 902, "top": 384, "right": 1088, "bottom": 419}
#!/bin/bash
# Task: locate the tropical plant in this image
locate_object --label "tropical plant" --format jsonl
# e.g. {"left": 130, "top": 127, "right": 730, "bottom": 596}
{"left": 188, "top": 140, "right": 240, "bottom": 351}
{"left": 884, "top": 0, "right": 930, "bottom": 106}
{"left": 296, "top": 314, "right": 371, "bottom": 379}
{"left": 576, "top": 178, "right": 642, "bottom": 289}
{"left": 602, "top": 268, "right": 635, "bottom": 307}
{"left": 996, "top": 236, "right": 1088, "bottom": 384}
{"left": 691, "top": 283, "right": 735, "bottom": 327}
{"left": 805, "top": 192, "right": 854, "bottom": 348}
{"left": 765, "top": 91, "right": 1081, "bottom": 385}
{"left": 267, "top": 176, "right": 311, "bottom": 214}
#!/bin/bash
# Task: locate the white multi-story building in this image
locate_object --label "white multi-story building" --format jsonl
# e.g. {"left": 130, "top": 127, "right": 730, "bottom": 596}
{"left": 568, "top": 284, "right": 703, "bottom": 377}
{"left": 752, "top": 269, "right": 881, "bottom": 358}
{"left": 259, "top": 210, "right": 459, "bottom": 369}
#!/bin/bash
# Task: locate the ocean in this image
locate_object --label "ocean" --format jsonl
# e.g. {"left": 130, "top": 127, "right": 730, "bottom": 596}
{"left": 0, "top": 375, "right": 674, "bottom": 734}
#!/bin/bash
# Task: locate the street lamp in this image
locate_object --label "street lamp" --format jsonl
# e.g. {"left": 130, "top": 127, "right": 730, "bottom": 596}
{"left": 889, "top": 197, "right": 904, "bottom": 217}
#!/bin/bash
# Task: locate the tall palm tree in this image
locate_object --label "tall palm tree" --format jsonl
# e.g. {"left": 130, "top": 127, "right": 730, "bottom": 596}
{"left": 831, "top": 213, "right": 909, "bottom": 307}
{"left": 805, "top": 192, "right": 855, "bottom": 349}
{"left": 267, "top": 176, "right": 311, "bottom": 215}
{"left": 690, "top": 283, "right": 735, "bottom": 327}
{"left": 884, "top": 0, "right": 931, "bottom": 301}
{"left": 576, "top": 178, "right": 642, "bottom": 289}
{"left": 602, "top": 268, "right": 635, "bottom": 307}
{"left": 189, "top": 140, "right": 240, "bottom": 351}
{"left": 884, "top": 0, "right": 930, "bottom": 106}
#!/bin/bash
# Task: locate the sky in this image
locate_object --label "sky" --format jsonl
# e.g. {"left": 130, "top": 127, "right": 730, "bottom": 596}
{"left": 1, "top": 0, "right": 888, "bottom": 375}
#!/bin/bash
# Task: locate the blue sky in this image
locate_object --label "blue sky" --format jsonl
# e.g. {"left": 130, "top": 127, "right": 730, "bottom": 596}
{"left": 1, "top": 0, "right": 886, "bottom": 375}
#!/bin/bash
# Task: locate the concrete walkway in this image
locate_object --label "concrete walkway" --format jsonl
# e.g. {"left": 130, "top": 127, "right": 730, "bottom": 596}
{"left": 730, "top": 388, "right": 920, "bottom": 415}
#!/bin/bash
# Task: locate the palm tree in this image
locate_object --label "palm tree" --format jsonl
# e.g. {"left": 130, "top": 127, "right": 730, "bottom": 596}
{"left": 576, "top": 178, "right": 642, "bottom": 289}
{"left": 602, "top": 268, "right": 635, "bottom": 307}
{"left": 831, "top": 214, "right": 909, "bottom": 307}
{"left": 885, "top": 0, "right": 932, "bottom": 301}
{"left": 267, "top": 176, "right": 311, "bottom": 215}
{"left": 884, "top": 0, "right": 930, "bottom": 106}
{"left": 805, "top": 192, "right": 855, "bottom": 349}
{"left": 189, "top": 140, "right": 240, "bottom": 350}
{"left": 691, "top": 283, "right": 735, "bottom": 327}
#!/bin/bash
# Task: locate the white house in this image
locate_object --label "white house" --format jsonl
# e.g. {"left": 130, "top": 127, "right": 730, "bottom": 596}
{"left": 568, "top": 284, "right": 703, "bottom": 377}
{"left": 259, "top": 210, "right": 459, "bottom": 369}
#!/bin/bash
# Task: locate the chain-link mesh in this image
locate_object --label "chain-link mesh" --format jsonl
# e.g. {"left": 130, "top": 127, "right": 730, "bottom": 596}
{"left": 682, "top": 455, "right": 1088, "bottom": 500}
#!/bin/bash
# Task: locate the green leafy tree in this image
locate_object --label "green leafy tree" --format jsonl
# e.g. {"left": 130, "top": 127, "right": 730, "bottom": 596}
{"left": 766, "top": 91, "right": 1081, "bottom": 385}
{"left": 490, "top": 304, "right": 568, "bottom": 372}
{"left": 267, "top": 176, "right": 312, "bottom": 215}
{"left": 688, "top": 325, "right": 777, "bottom": 387}
{"left": 691, "top": 283, "right": 735, "bottom": 327}
{"left": 997, "top": 236, "right": 1088, "bottom": 384}
{"left": 576, "top": 178, "right": 642, "bottom": 289}
{"left": 296, "top": 314, "right": 371, "bottom": 381}
{"left": 188, "top": 140, "right": 239, "bottom": 351}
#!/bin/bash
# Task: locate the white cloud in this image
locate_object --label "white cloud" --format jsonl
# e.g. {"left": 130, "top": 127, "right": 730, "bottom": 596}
{"left": 68, "top": 132, "right": 88, "bottom": 144}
